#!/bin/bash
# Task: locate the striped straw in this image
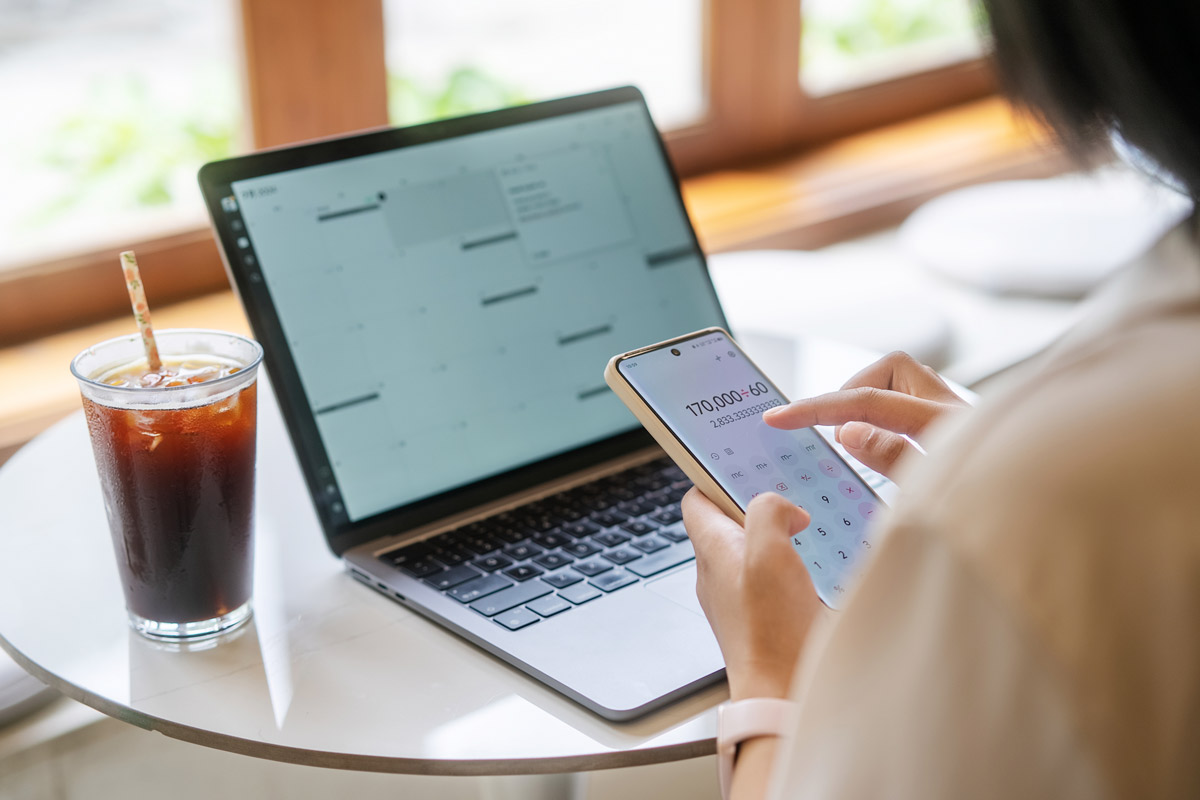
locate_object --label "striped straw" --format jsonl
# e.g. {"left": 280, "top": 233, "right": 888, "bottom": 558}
{"left": 119, "top": 250, "right": 162, "bottom": 372}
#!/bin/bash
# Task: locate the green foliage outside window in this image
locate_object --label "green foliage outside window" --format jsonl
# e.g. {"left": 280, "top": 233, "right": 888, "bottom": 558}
{"left": 802, "top": 0, "right": 983, "bottom": 76}
{"left": 28, "top": 74, "right": 237, "bottom": 230}
{"left": 388, "top": 66, "right": 529, "bottom": 127}
{"left": 25, "top": 67, "right": 526, "bottom": 230}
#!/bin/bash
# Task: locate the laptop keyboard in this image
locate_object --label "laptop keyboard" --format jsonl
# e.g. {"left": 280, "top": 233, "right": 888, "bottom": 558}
{"left": 379, "top": 457, "right": 695, "bottom": 631}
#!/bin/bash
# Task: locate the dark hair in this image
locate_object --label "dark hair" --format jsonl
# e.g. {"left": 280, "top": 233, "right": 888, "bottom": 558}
{"left": 981, "top": 0, "right": 1200, "bottom": 200}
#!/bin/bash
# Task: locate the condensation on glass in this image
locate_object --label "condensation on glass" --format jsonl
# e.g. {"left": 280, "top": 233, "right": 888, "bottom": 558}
{"left": 1, "top": 0, "right": 244, "bottom": 271}
{"left": 800, "top": 0, "right": 984, "bottom": 96}
{"left": 383, "top": 0, "right": 705, "bottom": 131}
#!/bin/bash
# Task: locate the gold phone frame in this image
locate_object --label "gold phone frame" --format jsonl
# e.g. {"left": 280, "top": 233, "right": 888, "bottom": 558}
{"left": 604, "top": 326, "right": 787, "bottom": 526}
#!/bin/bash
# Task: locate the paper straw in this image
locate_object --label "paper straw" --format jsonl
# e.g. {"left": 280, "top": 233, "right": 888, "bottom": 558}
{"left": 119, "top": 250, "right": 162, "bottom": 372}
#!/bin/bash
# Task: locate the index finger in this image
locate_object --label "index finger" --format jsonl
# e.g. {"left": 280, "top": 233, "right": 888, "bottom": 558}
{"left": 763, "top": 387, "right": 948, "bottom": 436}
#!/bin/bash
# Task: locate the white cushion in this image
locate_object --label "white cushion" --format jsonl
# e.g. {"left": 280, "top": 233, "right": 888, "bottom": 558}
{"left": 898, "top": 167, "right": 1192, "bottom": 298}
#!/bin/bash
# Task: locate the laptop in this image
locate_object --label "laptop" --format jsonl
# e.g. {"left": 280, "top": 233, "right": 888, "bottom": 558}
{"left": 198, "top": 86, "right": 730, "bottom": 720}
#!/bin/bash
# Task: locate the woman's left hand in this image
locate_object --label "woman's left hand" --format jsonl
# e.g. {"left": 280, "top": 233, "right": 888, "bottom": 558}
{"left": 682, "top": 489, "right": 827, "bottom": 700}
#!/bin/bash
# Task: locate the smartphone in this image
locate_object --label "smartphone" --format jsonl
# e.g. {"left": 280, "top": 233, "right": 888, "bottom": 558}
{"left": 605, "top": 327, "right": 883, "bottom": 608}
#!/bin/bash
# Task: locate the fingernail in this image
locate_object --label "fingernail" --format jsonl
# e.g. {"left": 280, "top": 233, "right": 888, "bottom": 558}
{"left": 840, "top": 421, "right": 870, "bottom": 449}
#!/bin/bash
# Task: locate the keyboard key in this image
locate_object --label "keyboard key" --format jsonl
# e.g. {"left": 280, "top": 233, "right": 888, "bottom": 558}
{"left": 559, "top": 582, "right": 603, "bottom": 605}
{"left": 527, "top": 595, "right": 573, "bottom": 618}
{"left": 503, "top": 542, "right": 544, "bottom": 561}
{"left": 602, "top": 547, "right": 643, "bottom": 565}
{"left": 649, "top": 509, "right": 683, "bottom": 526}
{"left": 424, "top": 563, "right": 483, "bottom": 590}
{"left": 473, "top": 554, "right": 513, "bottom": 572}
{"left": 620, "top": 520, "right": 657, "bottom": 537}
{"left": 533, "top": 530, "right": 571, "bottom": 549}
{"left": 400, "top": 559, "right": 444, "bottom": 579}
{"left": 543, "top": 569, "right": 584, "bottom": 589}
{"left": 666, "top": 486, "right": 689, "bottom": 502}
{"left": 590, "top": 570, "right": 639, "bottom": 593}
{"left": 432, "top": 546, "right": 472, "bottom": 566}
{"left": 503, "top": 564, "right": 544, "bottom": 582}
{"left": 533, "top": 551, "right": 573, "bottom": 570}
{"left": 632, "top": 535, "right": 670, "bottom": 554}
{"left": 495, "top": 607, "right": 541, "bottom": 631}
{"left": 628, "top": 541, "right": 696, "bottom": 578}
{"left": 548, "top": 505, "right": 585, "bottom": 522}
{"left": 514, "top": 511, "right": 557, "bottom": 533}
{"left": 561, "top": 520, "right": 601, "bottom": 538}
{"left": 592, "top": 510, "right": 630, "bottom": 528}
{"left": 432, "top": 531, "right": 462, "bottom": 547}
{"left": 592, "top": 531, "right": 630, "bottom": 549}
{"left": 491, "top": 526, "right": 528, "bottom": 545}
{"left": 461, "top": 535, "right": 502, "bottom": 556}
{"left": 562, "top": 540, "right": 600, "bottom": 558}
{"left": 608, "top": 486, "right": 639, "bottom": 502}
{"left": 634, "top": 476, "right": 670, "bottom": 492}
{"left": 574, "top": 558, "right": 613, "bottom": 577}
{"left": 470, "top": 580, "right": 554, "bottom": 616}
{"left": 618, "top": 499, "right": 658, "bottom": 516}
{"left": 583, "top": 494, "right": 615, "bottom": 513}
{"left": 448, "top": 573, "right": 513, "bottom": 603}
{"left": 644, "top": 490, "right": 671, "bottom": 507}
{"left": 659, "top": 523, "right": 690, "bottom": 542}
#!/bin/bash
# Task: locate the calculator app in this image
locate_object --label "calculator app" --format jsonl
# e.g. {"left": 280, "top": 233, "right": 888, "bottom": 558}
{"left": 617, "top": 330, "right": 881, "bottom": 607}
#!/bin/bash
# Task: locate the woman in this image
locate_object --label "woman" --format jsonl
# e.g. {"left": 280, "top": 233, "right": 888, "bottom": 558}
{"left": 683, "top": 1, "right": 1200, "bottom": 797}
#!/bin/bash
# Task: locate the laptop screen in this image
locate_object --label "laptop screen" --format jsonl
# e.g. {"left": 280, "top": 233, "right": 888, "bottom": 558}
{"left": 201, "top": 88, "right": 725, "bottom": 545}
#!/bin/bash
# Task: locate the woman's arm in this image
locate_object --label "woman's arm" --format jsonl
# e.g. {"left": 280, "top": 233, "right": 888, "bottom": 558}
{"left": 683, "top": 351, "right": 969, "bottom": 798}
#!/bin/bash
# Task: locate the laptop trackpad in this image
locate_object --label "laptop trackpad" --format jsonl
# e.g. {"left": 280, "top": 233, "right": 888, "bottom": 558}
{"left": 645, "top": 568, "right": 705, "bottom": 618}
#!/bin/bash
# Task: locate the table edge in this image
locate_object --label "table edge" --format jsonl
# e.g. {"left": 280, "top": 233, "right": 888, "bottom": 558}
{"left": 0, "top": 633, "right": 716, "bottom": 775}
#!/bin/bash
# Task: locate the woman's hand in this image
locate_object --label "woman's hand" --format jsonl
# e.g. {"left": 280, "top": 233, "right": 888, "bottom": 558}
{"left": 763, "top": 351, "right": 968, "bottom": 482}
{"left": 682, "top": 489, "right": 826, "bottom": 701}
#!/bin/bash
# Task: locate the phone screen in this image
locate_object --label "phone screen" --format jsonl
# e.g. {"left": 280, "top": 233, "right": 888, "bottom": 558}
{"left": 616, "top": 329, "right": 881, "bottom": 607}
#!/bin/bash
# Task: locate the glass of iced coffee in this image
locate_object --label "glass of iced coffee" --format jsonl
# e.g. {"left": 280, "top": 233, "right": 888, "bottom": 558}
{"left": 71, "top": 329, "right": 263, "bottom": 640}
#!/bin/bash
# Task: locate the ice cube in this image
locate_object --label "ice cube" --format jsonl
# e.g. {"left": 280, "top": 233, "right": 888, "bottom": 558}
{"left": 187, "top": 367, "right": 220, "bottom": 385}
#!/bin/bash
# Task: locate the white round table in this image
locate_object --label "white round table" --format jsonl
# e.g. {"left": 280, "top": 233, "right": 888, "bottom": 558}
{"left": 0, "top": 334, "right": 886, "bottom": 780}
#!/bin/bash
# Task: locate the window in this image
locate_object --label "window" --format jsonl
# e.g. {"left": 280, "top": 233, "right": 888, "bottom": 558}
{"left": 3, "top": 0, "right": 994, "bottom": 345}
{"left": 383, "top": 0, "right": 705, "bottom": 130}
{"left": 0, "top": 0, "right": 243, "bottom": 274}
{"left": 801, "top": 0, "right": 983, "bottom": 95}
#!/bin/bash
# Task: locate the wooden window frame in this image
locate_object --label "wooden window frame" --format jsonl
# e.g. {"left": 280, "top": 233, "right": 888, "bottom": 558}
{"left": 1, "top": 0, "right": 995, "bottom": 346}
{"left": 666, "top": 0, "right": 992, "bottom": 173}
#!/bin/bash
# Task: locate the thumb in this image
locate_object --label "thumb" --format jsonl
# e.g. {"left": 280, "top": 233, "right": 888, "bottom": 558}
{"left": 837, "top": 421, "right": 920, "bottom": 480}
{"left": 743, "top": 493, "right": 810, "bottom": 568}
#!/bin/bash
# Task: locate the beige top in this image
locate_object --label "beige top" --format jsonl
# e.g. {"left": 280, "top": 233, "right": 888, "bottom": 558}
{"left": 772, "top": 220, "right": 1200, "bottom": 799}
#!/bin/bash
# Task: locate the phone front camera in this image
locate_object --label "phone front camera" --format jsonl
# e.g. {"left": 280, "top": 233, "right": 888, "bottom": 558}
{"left": 671, "top": 348, "right": 681, "bottom": 356}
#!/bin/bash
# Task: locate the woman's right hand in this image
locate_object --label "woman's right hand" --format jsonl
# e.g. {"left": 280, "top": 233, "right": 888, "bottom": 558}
{"left": 763, "top": 351, "right": 969, "bottom": 483}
